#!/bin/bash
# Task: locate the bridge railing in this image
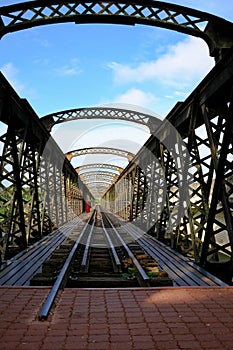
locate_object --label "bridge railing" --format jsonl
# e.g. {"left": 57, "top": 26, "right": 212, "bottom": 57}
{"left": 102, "top": 47, "right": 233, "bottom": 273}
{"left": 0, "top": 72, "right": 92, "bottom": 262}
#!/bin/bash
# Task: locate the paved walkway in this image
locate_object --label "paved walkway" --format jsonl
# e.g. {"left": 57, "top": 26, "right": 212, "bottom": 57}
{"left": 0, "top": 286, "right": 233, "bottom": 350}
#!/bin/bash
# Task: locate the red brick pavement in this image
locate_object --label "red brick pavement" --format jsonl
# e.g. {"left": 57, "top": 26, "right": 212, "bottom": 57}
{"left": 0, "top": 286, "right": 233, "bottom": 349}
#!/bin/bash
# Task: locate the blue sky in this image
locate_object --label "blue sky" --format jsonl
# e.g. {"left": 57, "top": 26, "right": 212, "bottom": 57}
{"left": 1, "top": 0, "right": 233, "bottom": 172}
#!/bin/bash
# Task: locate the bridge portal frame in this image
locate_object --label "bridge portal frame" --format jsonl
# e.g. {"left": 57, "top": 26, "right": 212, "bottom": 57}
{"left": 1, "top": 1, "right": 233, "bottom": 60}
{"left": 66, "top": 147, "right": 134, "bottom": 162}
{"left": 76, "top": 163, "right": 123, "bottom": 174}
{"left": 41, "top": 106, "right": 157, "bottom": 133}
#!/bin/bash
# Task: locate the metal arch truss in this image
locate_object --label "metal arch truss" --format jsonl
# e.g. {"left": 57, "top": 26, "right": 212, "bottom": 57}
{"left": 80, "top": 171, "right": 119, "bottom": 197}
{"left": 103, "top": 47, "right": 233, "bottom": 280}
{"left": 66, "top": 143, "right": 134, "bottom": 195}
{"left": 41, "top": 106, "right": 158, "bottom": 133}
{"left": 0, "top": 72, "right": 93, "bottom": 262}
{"left": 80, "top": 171, "right": 118, "bottom": 182}
{"left": 81, "top": 170, "right": 118, "bottom": 182}
{"left": 1, "top": 1, "right": 233, "bottom": 59}
{"left": 86, "top": 181, "right": 112, "bottom": 197}
{"left": 88, "top": 182, "right": 111, "bottom": 188}
{"left": 76, "top": 163, "right": 123, "bottom": 174}
{"left": 66, "top": 147, "right": 134, "bottom": 161}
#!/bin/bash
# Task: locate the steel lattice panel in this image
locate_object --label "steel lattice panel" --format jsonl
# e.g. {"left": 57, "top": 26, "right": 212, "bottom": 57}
{"left": 1, "top": 1, "right": 233, "bottom": 59}
{"left": 0, "top": 73, "right": 92, "bottom": 262}
{"left": 103, "top": 47, "right": 233, "bottom": 271}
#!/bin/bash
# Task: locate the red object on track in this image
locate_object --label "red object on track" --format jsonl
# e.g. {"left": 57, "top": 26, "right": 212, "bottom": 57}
{"left": 86, "top": 200, "right": 91, "bottom": 213}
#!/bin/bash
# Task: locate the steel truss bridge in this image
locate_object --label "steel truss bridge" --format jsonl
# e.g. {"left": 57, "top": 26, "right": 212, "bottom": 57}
{"left": 41, "top": 107, "right": 158, "bottom": 133}
{"left": 76, "top": 163, "right": 123, "bottom": 174}
{"left": 0, "top": 1, "right": 233, "bottom": 281}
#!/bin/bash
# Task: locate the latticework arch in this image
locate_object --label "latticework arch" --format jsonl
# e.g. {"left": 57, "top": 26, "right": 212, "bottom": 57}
{"left": 1, "top": 1, "right": 233, "bottom": 59}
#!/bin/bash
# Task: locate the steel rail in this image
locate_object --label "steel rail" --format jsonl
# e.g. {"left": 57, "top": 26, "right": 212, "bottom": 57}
{"left": 106, "top": 210, "right": 228, "bottom": 287}
{"left": 102, "top": 211, "right": 193, "bottom": 286}
{"left": 144, "top": 233, "right": 228, "bottom": 286}
{"left": 102, "top": 211, "right": 150, "bottom": 282}
{"left": 123, "top": 224, "right": 222, "bottom": 286}
{"left": 100, "top": 214, "right": 121, "bottom": 267}
{"left": 0, "top": 217, "right": 82, "bottom": 285}
{"left": 38, "top": 211, "right": 95, "bottom": 320}
{"left": 81, "top": 211, "right": 96, "bottom": 268}
{"left": 119, "top": 224, "right": 196, "bottom": 286}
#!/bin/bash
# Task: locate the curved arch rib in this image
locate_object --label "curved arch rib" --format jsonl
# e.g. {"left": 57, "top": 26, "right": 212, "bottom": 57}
{"left": 80, "top": 173, "right": 118, "bottom": 186}
{"left": 66, "top": 147, "right": 134, "bottom": 162}
{"left": 80, "top": 170, "right": 119, "bottom": 179}
{"left": 87, "top": 182, "right": 111, "bottom": 187}
{"left": 41, "top": 106, "right": 158, "bottom": 132}
{"left": 75, "top": 163, "right": 123, "bottom": 174}
{"left": 86, "top": 181, "right": 112, "bottom": 197}
{"left": 83, "top": 179, "right": 114, "bottom": 185}
{"left": 1, "top": 1, "right": 233, "bottom": 59}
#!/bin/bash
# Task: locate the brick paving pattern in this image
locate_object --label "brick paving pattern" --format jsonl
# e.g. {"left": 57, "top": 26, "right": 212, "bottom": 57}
{"left": 0, "top": 286, "right": 233, "bottom": 349}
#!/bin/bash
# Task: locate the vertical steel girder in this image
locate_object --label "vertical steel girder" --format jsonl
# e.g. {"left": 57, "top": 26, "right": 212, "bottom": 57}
{"left": 0, "top": 73, "right": 92, "bottom": 262}
{"left": 0, "top": 2, "right": 232, "bottom": 278}
{"left": 103, "top": 48, "right": 233, "bottom": 272}
{"left": 199, "top": 97, "right": 233, "bottom": 264}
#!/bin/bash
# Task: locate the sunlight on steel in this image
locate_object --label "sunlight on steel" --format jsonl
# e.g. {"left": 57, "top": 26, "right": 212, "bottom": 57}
{"left": 80, "top": 171, "right": 118, "bottom": 178}
{"left": 66, "top": 147, "right": 135, "bottom": 162}
{"left": 80, "top": 172, "right": 119, "bottom": 187}
{"left": 41, "top": 106, "right": 157, "bottom": 133}
{"left": 1, "top": 1, "right": 233, "bottom": 59}
{"left": 76, "top": 163, "right": 123, "bottom": 174}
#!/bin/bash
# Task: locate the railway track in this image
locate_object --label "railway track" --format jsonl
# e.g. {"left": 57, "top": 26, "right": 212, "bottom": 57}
{"left": 31, "top": 206, "right": 172, "bottom": 319}
{"left": 31, "top": 206, "right": 172, "bottom": 289}
{"left": 0, "top": 216, "right": 86, "bottom": 286}
{"left": 0, "top": 205, "right": 226, "bottom": 320}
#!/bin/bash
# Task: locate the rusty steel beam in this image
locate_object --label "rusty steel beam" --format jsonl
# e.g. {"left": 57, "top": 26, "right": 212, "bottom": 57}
{"left": 103, "top": 47, "right": 233, "bottom": 280}
{"left": 76, "top": 163, "right": 123, "bottom": 174}
{"left": 80, "top": 171, "right": 118, "bottom": 184}
{"left": 1, "top": 1, "right": 233, "bottom": 60}
{"left": 66, "top": 147, "right": 134, "bottom": 162}
{"left": 41, "top": 106, "right": 157, "bottom": 132}
{"left": 0, "top": 72, "right": 92, "bottom": 262}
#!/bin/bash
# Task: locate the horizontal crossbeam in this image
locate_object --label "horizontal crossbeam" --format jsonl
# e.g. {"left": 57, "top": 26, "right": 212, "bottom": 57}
{"left": 66, "top": 147, "right": 134, "bottom": 161}
{"left": 76, "top": 163, "right": 123, "bottom": 174}
{"left": 41, "top": 106, "right": 158, "bottom": 133}
{"left": 1, "top": 1, "right": 233, "bottom": 59}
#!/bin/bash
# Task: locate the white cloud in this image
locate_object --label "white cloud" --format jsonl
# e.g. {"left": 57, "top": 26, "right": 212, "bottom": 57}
{"left": 1, "top": 62, "right": 38, "bottom": 100}
{"left": 113, "top": 88, "right": 157, "bottom": 109}
{"left": 108, "top": 37, "right": 215, "bottom": 88}
{"left": 55, "top": 58, "right": 82, "bottom": 76}
{"left": 34, "top": 58, "right": 49, "bottom": 65}
{"left": 59, "top": 67, "right": 80, "bottom": 76}
{"left": 1, "top": 62, "right": 25, "bottom": 94}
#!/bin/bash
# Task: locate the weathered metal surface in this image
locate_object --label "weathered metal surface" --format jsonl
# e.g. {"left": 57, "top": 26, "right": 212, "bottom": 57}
{"left": 0, "top": 73, "right": 92, "bottom": 262}
{"left": 76, "top": 163, "right": 123, "bottom": 174}
{"left": 80, "top": 171, "right": 119, "bottom": 196}
{"left": 1, "top": 1, "right": 233, "bottom": 60}
{"left": 0, "top": 1, "right": 233, "bottom": 279}
{"left": 66, "top": 147, "right": 134, "bottom": 161}
{"left": 80, "top": 171, "right": 118, "bottom": 181}
{"left": 41, "top": 106, "right": 157, "bottom": 133}
{"left": 103, "top": 47, "right": 233, "bottom": 274}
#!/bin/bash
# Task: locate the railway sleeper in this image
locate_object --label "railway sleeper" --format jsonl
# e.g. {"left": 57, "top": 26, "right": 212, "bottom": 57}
{"left": 122, "top": 242, "right": 173, "bottom": 286}
{"left": 30, "top": 244, "right": 76, "bottom": 286}
{"left": 30, "top": 211, "right": 173, "bottom": 288}
{"left": 67, "top": 274, "right": 139, "bottom": 288}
